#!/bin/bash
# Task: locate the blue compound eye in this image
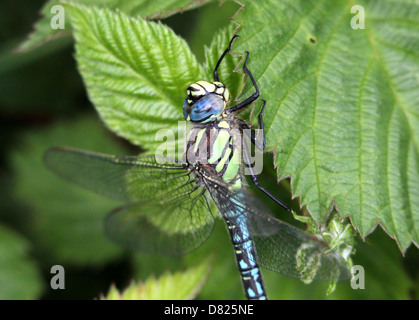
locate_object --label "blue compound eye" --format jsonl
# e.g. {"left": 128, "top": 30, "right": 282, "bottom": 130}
{"left": 185, "top": 94, "right": 225, "bottom": 122}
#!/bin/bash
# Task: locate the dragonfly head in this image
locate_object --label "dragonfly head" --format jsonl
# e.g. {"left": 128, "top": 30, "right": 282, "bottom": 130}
{"left": 183, "top": 80, "right": 230, "bottom": 123}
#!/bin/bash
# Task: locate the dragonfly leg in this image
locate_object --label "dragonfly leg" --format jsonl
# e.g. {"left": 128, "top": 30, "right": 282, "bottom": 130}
{"left": 227, "top": 51, "right": 260, "bottom": 114}
{"left": 257, "top": 99, "right": 267, "bottom": 150}
{"left": 213, "top": 35, "right": 240, "bottom": 82}
{"left": 242, "top": 133, "right": 293, "bottom": 214}
{"left": 238, "top": 99, "right": 267, "bottom": 151}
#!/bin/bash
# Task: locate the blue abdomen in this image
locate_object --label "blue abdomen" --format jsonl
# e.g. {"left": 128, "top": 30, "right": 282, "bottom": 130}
{"left": 224, "top": 199, "right": 267, "bottom": 300}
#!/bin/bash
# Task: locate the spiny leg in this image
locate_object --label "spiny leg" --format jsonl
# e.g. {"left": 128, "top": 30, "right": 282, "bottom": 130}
{"left": 213, "top": 34, "right": 240, "bottom": 82}
{"left": 241, "top": 114, "right": 293, "bottom": 214}
{"left": 238, "top": 99, "right": 267, "bottom": 151}
{"left": 257, "top": 99, "right": 266, "bottom": 150}
{"left": 226, "top": 51, "right": 260, "bottom": 115}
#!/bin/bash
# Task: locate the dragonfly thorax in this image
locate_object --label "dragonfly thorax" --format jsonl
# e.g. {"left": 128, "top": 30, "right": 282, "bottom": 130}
{"left": 185, "top": 116, "right": 243, "bottom": 191}
{"left": 183, "top": 80, "right": 230, "bottom": 123}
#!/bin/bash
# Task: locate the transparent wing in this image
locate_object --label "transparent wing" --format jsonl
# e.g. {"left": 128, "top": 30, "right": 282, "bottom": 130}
{"left": 205, "top": 179, "right": 351, "bottom": 282}
{"left": 45, "top": 146, "right": 215, "bottom": 255}
{"left": 105, "top": 187, "right": 215, "bottom": 255}
{"left": 44, "top": 146, "right": 194, "bottom": 202}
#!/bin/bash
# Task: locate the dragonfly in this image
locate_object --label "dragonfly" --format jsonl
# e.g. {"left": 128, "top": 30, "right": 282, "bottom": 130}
{"left": 44, "top": 35, "right": 351, "bottom": 300}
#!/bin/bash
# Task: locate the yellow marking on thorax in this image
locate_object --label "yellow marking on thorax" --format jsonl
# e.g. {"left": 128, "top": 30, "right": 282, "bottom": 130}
{"left": 215, "top": 147, "right": 232, "bottom": 172}
{"left": 208, "top": 130, "right": 230, "bottom": 164}
{"left": 229, "top": 177, "right": 242, "bottom": 191}
{"left": 218, "top": 120, "right": 230, "bottom": 129}
{"left": 193, "top": 128, "right": 207, "bottom": 153}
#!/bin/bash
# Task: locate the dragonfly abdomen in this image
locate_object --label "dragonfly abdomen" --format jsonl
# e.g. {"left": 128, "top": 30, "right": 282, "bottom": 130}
{"left": 225, "top": 216, "right": 267, "bottom": 300}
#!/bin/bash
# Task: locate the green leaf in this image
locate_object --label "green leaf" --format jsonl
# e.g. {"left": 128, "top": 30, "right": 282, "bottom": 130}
{"left": 66, "top": 3, "right": 203, "bottom": 153}
{"left": 235, "top": 0, "right": 419, "bottom": 251}
{"left": 100, "top": 258, "right": 211, "bottom": 300}
{"left": 17, "top": 0, "right": 215, "bottom": 52}
{"left": 11, "top": 117, "right": 124, "bottom": 265}
{"left": 187, "top": 0, "right": 241, "bottom": 62}
{"left": 0, "top": 224, "right": 43, "bottom": 299}
{"left": 16, "top": 0, "right": 72, "bottom": 52}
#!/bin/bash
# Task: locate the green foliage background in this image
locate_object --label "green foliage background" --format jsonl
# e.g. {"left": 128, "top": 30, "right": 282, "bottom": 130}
{"left": 1, "top": 0, "right": 418, "bottom": 299}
